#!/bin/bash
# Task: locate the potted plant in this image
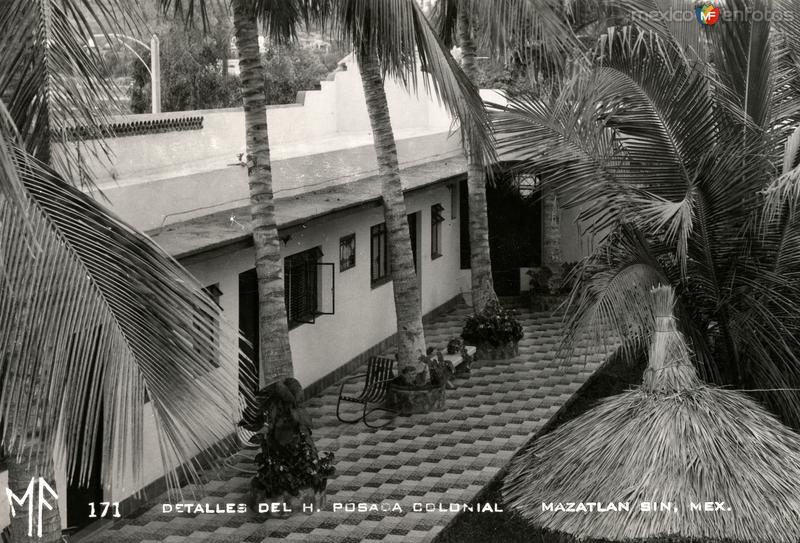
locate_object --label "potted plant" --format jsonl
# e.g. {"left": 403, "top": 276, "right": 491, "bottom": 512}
{"left": 239, "top": 378, "right": 335, "bottom": 516}
{"left": 385, "top": 349, "right": 454, "bottom": 415}
{"left": 461, "top": 300, "right": 524, "bottom": 360}
{"left": 447, "top": 337, "right": 474, "bottom": 375}
{"left": 528, "top": 261, "right": 580, "bottom": 311}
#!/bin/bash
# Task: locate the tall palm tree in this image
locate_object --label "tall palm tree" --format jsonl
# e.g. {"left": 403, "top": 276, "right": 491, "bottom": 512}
{"left": 331, "top": 0, "right": 495, "bottom": 373}
{"left": 431, "top": 0, "right": 577, "bottom": 312}
{"left": 161, "top": 0, "right": 328, "bottom": 388}
{"left": 491, "top": 0, "right": 800, "bottom": 428}
{"left": 229, "top": 0, "right": 293, "bottom": 386}
{"left": 1, "top": 2, "right": 249, "bottom": 541}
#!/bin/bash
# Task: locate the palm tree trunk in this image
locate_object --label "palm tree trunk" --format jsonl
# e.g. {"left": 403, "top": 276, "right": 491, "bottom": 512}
{"left": 358, "top": 50, "right": 427, "bottom": 373}
{"left": 542, "top": 191, "right": 562, "bottom": 269}
{"left": 232, "top": 0, "right": 293, "bottom": 387}
{"left": 457, "top": 6, "right": 497, "bottom": 314}
{"left": 6, "top": 444, "right": 61, "bottom": 543}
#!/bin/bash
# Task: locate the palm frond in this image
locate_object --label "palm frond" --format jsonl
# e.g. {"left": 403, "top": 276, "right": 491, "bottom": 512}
{"left": 0, "top": 0, "right": 141, "bottom": 188}
{"left": 253, "top": 0, "right": 331, "bottom": 43}
{"left": 0, "top": 102, "right": 27, "bottom": 216}
{"left": 561, "top": 225, "right": 670, "bottom": 365}
{"left": 431, "top": 0, "right": 580, "bottom": 72}
{"left": 161, "top": 0, "right": 328, "bottom": 42}
{"left": 1, "top": 146, "right": 250, "bottom": 492}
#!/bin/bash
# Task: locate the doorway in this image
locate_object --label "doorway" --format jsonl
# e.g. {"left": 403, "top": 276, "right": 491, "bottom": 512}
{"left": 487, "top": 180, "right": 542, "bottom": 296}
{"left": 238, "top": 269, "right": 259, "bottom": 393}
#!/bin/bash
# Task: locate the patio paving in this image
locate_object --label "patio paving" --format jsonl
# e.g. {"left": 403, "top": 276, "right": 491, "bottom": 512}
{"left": 82, "top": 302, "right": 610, "bottom": 543}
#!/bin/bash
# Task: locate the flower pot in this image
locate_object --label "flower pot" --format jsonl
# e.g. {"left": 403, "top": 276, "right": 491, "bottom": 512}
{"left": 248, "top": 481, "right": 327, "bottom": 517}
{"left": 473, "top": 340, "right": 519, "bottom": 361}
{"left": 530, "top": 293, "right": 563, "bottom": 312}
{"left": 385, "top": 382, "right": 446, "bottom": 415}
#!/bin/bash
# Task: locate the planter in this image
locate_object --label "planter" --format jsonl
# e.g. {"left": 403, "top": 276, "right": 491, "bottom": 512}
{"left": 530, "top": 293, "right": 563, "bottom": 312}
{"left": 473, "top": 340, "right": 519, "bottom": 361}
{"left": 248, "top": 481, "right": 327, "bottom": 517}
{"left": 386, "top": 382, "right": 446, "bottom": 415}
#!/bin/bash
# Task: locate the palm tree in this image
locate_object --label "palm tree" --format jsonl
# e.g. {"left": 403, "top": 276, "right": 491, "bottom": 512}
{"left": 331, "top": 0, "right": 494, "bottom": 374}
{"left": 431, "top": 0, "right": 577, "bottom": 312}
{"left": 229, "top": 0, "right": 294, "bottom": 386}
{"left": 1, "top": 2, "right": 248, "bottom": 542}
{"left": 491, "top": 0, "right": 800, "bottom": 427}
{"left": 160, "top": 0, "right": 329, "bottom": 388}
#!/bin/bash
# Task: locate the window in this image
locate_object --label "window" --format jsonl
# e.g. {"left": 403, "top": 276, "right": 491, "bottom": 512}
{"left": 449, "top": 183, "right": 458, "bottom": 219}
{"left": 195, "top": 283, "right": 222, "bottom": 368}
{"left": 370, "top": 223, "right": 390, "bottom": 286}
{"left": 339, "top": 233, "right": 356, "bottom": 271}
{"left": 431, "top": 203, "right": 444, "bottom": 259}
{"left": 284, "top": 247, "right": 334, "bottom": 328}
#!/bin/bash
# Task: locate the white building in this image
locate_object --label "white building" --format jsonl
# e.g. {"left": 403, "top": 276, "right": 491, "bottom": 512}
{"left": 0, "top": 54, "right": 592, "bottom": 534}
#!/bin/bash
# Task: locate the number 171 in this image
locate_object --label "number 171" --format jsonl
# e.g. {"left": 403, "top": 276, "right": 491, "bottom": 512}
{"left": 88, "top": 502, "right": 121, "bottom": 518}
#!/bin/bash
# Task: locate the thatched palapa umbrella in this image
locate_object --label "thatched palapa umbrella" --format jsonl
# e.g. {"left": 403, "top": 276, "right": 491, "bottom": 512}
{"left": 503, "top": 285, "right": 800, "bottom": 542}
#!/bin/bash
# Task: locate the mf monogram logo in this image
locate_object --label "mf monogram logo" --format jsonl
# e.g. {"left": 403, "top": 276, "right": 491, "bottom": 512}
{"left": 6, "top": 477, "right": 58, "bottom": 538}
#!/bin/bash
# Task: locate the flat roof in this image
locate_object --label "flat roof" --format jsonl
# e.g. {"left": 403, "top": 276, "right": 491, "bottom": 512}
{"left": 148, "top": 155, "right": 467, "bottom": 261}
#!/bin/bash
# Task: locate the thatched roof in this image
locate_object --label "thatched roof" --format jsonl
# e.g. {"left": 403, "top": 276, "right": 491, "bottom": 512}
{"left": 503, "top": 286, "right": 800, "bottom": 542}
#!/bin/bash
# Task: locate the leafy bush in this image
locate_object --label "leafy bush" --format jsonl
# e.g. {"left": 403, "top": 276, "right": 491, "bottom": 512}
{"left": 528, "top": 266, "right": 554, "bottom": 294}
{"left": 239, "top": 378, "right": 334, "bottom": 499}
{"left": 393, "top": 350, "right": 454, "bottom": 389}
{"left": 461, "top": 301, "right": 524, "bottom": 347}
{"left": 446, "top": 337, "right": 464, "bottom": 355}
{"left": 425, "top": 350, "right": 455, "bottom": 389}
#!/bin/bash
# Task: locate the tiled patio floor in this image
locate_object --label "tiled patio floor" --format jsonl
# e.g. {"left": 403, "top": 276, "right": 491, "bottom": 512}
{"left": 83, "top": 303, "right": 610, "bottom": 543}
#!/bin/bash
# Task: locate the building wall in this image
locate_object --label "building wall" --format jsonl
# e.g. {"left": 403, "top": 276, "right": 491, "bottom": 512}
{"left": 560, "top": 204, "right": 602, "bottom": 263}
{"left": 66, "top": 55, "right": 461, "bottom": 233}
{"left": 101, "top": 181, "right": 466, "bottom": 505}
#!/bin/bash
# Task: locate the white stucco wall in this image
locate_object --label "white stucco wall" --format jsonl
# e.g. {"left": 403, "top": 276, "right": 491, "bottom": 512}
{"left": 65, "top": 54, "right": 461, "bottom": 234}
{"left": 559, "top": 204, "right": 602, "bottom": 262}
{"left": 97, "top": 181, "right": 465, "bottom": 506}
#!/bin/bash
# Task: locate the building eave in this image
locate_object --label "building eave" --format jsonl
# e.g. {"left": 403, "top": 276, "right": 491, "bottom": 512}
{"left": 147, "top": 155, "right": 467, "bottom": 264}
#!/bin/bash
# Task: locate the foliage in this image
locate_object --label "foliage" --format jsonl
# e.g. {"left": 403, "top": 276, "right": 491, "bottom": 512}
{"left": 446, "top": 337, "right": 464, "bottom": 355}
{"left": 425, "top": 350, "right": 455, "bottom": 389}
{"left": 527, "top": 266, "right": 553, "bottom": 295}
{"left": 529, "top": 261, "right": 581, "bottom": 296}
{"left": 431, "top": 0, "right": 579, "bottom": 78}
{"left": 128, "top": 19, "right": 241, "bottom": 113}
{"left": 491, "top": 0, "right": 800, "bottom": 428}
{"left": 0, "top": 0, "right": 139, "bottom": 186}
{"left": 0, "top": 0, "right": 250, "bottom": 505}
{"left": 239, "top": 378, "right": 334, "bottom": 498}
{"left": 393, "top": 350, "right": 454, "bottom": 389}
{"left": 461, "top": 300, "right": 524, "bottom": 347}
{"left": 261, "top": 44, "right": 342, "bottom": 105}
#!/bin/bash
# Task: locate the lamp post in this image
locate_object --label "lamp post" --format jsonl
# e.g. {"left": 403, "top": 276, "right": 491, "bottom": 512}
{"left": 92, "top": 33, "right": 161, "bottom": 114}
{"left": 150, "top": 35, "right": 161, "bottom": 114}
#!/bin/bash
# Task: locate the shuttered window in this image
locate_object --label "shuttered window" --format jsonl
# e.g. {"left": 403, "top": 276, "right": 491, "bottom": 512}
{"left": 371, "top": 223, "right": 390, "bottom": 287}
{"left": 284, "top": 247, "right": 334, "bottom": 328}
{"left": 340, "top": 233, "right": 356, "bottom": 271}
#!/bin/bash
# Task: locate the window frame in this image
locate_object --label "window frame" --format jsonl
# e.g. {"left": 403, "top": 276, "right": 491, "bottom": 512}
{"left": 285, "top": 247, "right": 322, "bottom": 329}
{"left": 431, "top": 203, "right": 444, "bottom": 260}
{"left": 370, "top": 223, "right": 391, "bottom": 288}
{"left": 195, "top": 283, "right": 223, "bottom": 369}
{"left": 339, "top": 233, "right": 356, "bottom": 272}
